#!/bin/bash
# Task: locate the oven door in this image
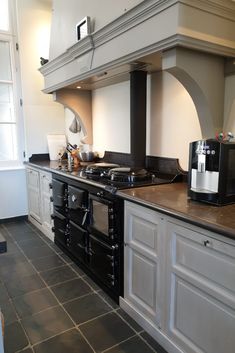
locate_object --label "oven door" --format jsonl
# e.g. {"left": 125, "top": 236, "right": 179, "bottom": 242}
{"left": 68, "top": 185, "right": 88, "bottom": 227}
{"left": 68, "top": 220, "right": 88, "bottom": 264}
{"left": 89, "top": 234, "right": 118, "bottom": 289}
{"left": 52, "top": 210, "right": 67, "bottom": 246}
{"left": 52, "top": 179, "right": 67, "bottom": 215}
{"left": 88, "top": 194, "right": 115, "bottom": 241}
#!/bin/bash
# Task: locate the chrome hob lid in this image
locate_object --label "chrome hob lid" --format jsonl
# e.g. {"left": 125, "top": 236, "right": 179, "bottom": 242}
{"left": 108, "top": 167, "right": 154, "bottom": 183}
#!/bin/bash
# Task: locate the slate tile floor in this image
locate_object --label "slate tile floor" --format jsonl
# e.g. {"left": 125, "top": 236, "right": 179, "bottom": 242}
{"left": 0, "top": 220, "right": 168, "bottom": 353}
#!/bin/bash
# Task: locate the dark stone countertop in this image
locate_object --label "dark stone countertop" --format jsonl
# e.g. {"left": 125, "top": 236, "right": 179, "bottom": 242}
{"left": 117, "top": 183, "right": 235, "bottom": 241}
{"left": 26, "top": 161, "right": 235, "bottom": 241}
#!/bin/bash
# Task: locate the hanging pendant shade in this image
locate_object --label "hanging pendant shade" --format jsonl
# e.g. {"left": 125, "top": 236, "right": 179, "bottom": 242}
{"left": 69, "top": 116, "right": 81, "bottom": 133}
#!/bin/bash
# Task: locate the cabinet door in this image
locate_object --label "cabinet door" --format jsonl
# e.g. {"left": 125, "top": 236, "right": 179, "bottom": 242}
{"left": 124, "top": 201, "right": 163, "bottom": 326}
{"left": 40, "top": 172, "right": 53, "bottom": 239}
{"left": 27, "top": 168, "right": 41, "bottom": 223}
{"left": 166, "top": 220, "right": 235, "bottom": 353}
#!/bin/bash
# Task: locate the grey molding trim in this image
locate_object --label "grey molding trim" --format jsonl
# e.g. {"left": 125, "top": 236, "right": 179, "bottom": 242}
{"left": 40, "top": 0, "right": 235, "bottom": 92}
{"left": 179, "top": 0, "right": 235, "bottom": 21}
{"left": 39, "top": 35, "right": 94, "bottom": 75}
{"left": 41, "top": 32, "right": 235, "bottom": 94}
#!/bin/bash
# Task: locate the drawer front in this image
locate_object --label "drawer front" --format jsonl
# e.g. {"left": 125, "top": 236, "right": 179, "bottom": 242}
{"left": 168, "top": 221, "right": 235, "bottom": 295}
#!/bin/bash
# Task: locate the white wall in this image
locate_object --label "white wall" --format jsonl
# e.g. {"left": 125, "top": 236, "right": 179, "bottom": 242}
{"left": 0, "top": 169, "right": 28, "bottom": 219}
{"left": 92, "top": 73, "right": 202, "bottom": 170}
{"left": 147, "top": 72, "right": 202, "bottom": 170}
{"left": 49, "top": 0, "right": 143, "bottom": 60}
{"left": 16, "top": 0, "right": 65, "bottom": 158}
{"left": 224, "top": 74, "right": 235, "bottom": 133}
{"left": 92, "top": 81, "right": 130, "bottom": 154}
{"left": 0, "top": 0, "right": 65, "bottom": 220}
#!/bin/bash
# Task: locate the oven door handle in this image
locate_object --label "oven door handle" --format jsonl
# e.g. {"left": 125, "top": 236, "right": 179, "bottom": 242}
{"left": 88, "top": 247, "right": 95, "bottom": 256}
{"left": 77, "top": 243, "right": 86, "bottom": 249}
{"left": 82, "top": 208, "right": 89, "bottom": 226}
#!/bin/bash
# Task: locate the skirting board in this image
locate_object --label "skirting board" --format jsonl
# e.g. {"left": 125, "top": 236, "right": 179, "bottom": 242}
{"left": 119, "top": 297, "right": 183, "bottom": 353}
{"left": 0, "top": 215, "right": 28, "bottom": 223}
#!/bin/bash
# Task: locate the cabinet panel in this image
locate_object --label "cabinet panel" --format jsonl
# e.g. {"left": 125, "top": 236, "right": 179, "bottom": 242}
{"left": 170, "top": 276, "right": 235, "bottom": 353}
{"left": 124, "top": 201, "right": 163, "bottom": 326}
{"left": 166, "top": 219, "right": 235, "bottom": 353}
{"left": 27, "top": 167, "right": 53, "bottom": 241}
{"left": 27, "top": 168, "right": 41, "bottom": 223}
{"left": 40, "top": 172, "right": 53, "bottom": 238}
{"left": 131, "top": 249, "right": 157, "bottom": 315}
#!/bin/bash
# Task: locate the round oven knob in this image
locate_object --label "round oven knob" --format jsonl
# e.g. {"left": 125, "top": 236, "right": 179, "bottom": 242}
{"left": 97, "top": 191, "right": 104, "bottom": 197}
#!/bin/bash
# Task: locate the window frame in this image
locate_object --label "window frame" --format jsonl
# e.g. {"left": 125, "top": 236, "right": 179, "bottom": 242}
{"left": 0, "top": 0, "right": 25, "bottom": 169}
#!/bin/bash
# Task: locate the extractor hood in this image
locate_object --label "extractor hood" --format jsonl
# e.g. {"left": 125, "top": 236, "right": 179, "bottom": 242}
{"left": 40, "top": 0, "right": 235, "bottom": 94}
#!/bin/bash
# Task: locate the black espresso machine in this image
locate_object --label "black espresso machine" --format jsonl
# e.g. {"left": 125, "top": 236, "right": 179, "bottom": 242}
{"left": 188, "top": 139, "right": 235, "bottom": 205}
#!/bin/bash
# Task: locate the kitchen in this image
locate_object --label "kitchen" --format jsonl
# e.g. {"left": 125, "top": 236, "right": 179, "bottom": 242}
{"left": 1, "top": 0, "right": 235, "bottom": 353}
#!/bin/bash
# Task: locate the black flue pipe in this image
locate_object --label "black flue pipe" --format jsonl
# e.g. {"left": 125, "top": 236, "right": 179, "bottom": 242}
{"left": 130, "top": 70, "right": 147, "bottom": 167}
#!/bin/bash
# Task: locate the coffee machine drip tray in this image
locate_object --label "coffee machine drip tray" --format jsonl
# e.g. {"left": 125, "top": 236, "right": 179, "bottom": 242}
{"left": 190, "top": 187, "right": 217, "bottom": 194}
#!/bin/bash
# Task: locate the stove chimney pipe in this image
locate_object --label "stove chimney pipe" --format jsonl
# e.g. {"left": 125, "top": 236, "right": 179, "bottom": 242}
{"left": 130, "top": 70, "right": 147, "bottom": 167}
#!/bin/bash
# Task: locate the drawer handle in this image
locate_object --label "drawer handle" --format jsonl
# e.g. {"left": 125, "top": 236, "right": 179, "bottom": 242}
{"left": 204, "top": 240, "right": 210, "bottom": 247}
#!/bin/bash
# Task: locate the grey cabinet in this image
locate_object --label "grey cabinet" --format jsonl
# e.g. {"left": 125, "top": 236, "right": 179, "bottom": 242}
{"left": 165, "top": 220, "right": 235, "bottom": 353}
{"left": 121, "top": 200, "right": 235, "bottom": 353}
{"left": 27, "top": 167, "right": 53, "bottom": 241}
{"left": 27, "top": 168, "right": 41, "bottom": 223}
{"left": 124, "top": 201, "right": 165, "bottom": 327}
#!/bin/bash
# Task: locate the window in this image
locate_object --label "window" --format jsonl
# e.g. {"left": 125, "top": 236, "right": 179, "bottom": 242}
{"left": 0, "top": 0, "right": 24, "bottom": 167}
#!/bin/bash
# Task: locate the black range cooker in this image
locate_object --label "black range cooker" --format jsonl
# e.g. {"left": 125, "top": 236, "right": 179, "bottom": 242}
{"left": 51, "top": 163, "right": 177, "bottom": 303}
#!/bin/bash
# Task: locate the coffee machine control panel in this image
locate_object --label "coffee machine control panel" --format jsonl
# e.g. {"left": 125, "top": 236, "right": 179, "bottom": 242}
{"left": 192, "top": 140, "right": 220, "bottom": 172}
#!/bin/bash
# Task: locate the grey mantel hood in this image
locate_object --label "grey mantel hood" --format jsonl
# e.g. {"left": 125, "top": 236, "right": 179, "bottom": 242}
{"left": 39, "top": 0, "right": 235, "bottom": 136}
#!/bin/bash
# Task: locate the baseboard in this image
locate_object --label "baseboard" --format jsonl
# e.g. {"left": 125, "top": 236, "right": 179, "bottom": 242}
{"left": 0, "top": 215, "right": 28, "bottom": 224}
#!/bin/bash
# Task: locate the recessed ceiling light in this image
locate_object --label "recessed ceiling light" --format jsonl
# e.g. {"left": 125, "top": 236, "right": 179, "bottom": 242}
{"left": 76, "top": 86, "right": 82, "bottom": 89}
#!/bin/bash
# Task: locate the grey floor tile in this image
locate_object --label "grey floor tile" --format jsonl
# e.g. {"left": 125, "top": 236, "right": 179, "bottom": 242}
{"left": 48, "top": 243, "right": 63, "bottom": 254}
{"left": 116, "top": 308, "right": 143, "bottom": 333}
{"left": 98, "top": 290, "right": 119, "bottom": 309}
{"left": 0, "top": 283, "right": 10, "bottom": 303}
{"left": 18, "top": 349, "right": 33, "bottom": 353}
{"left": 50, "top": 278, "right": 92, "bottom": 303}
{"left": 33, "top": 328, "right": 94, "bottom": 353}
{"left": 0, "top": 252, "right": 27, "bottom": 268}
{"left": 10, "top": 231, "right": 39, "bottom": 242}
{"left": 0, "top": 299, "right": 18, "bottom": 325}
{"left": 40, "top": 265, "right": 78, "bottom": 286}
{"left": 13, "top": 288, "right": 58, "bottom": 318}
{"left": 63, "top": 292, "right": 112, "bottom": 324}
{"left": 140, "top": 332, "right": 168, "bottom": 353}
{"left": 0, "top": 261, "right": 36, "bottom": 282}
{"left": 22, "top": 245, "right": 55, "bottom": 260}
{"left": 58, "top": 252, "right": 73, "bottom": 264}
{"left": 105, "top": 335, "right": 156, "bottom": 353}
{"left": 5, "top": 241, "right": 21, "bottom": 255}
{"left": 79, "top": 312, "right": 135, "bottom": 352}
{"left": 5, "top": 273, "right": 46, "bottom": 298}
{"left": 4, "top": 321, "right": 29, "bottom": 353}
{"left": 83, "top": 275, "right": 101, "bottom": 291}
{"left": 17, "top": 237, "right": 46, "bottom": 249}
{"left": 70, "top": 263, "right": 86, "bottom": 276}
{"left": 22, "top": 305, "right": 74, "bottom": 344}
{"left": 31, "top": 254, "right": 66, "bottom": 272}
